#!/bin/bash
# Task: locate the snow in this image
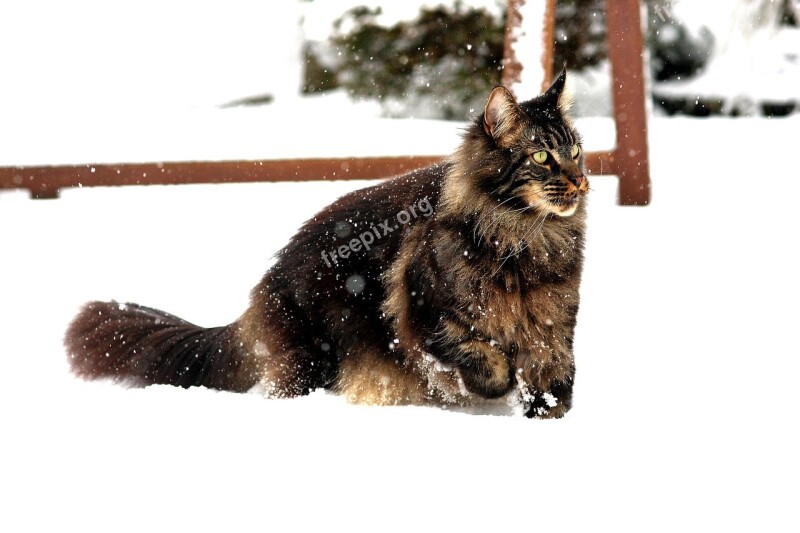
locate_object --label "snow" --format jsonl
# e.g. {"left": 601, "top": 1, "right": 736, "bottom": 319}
{"left": 0, "top": 96, "right": 617, "bottom": 167}
{"left": 2, "top": 116, "right": 800, "bottom": 532}
{"left": 655, "top": 1, "right": 800, "bottom": 107}
{"left": 656, "top": 27, "right": 800, "bottom": 105}
{"left": 564, "top": 62, "right": 613, "bottom": 116}
{"left": 508, "top": 0, "right": 548, "bottom": 98}
{"left": 0, "top": 95, "right": 452, "bottom": 166}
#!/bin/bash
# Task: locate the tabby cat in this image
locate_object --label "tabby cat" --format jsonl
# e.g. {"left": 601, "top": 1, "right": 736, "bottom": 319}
{"left": 65, "top": 70, "right": 588, "bottom": 418}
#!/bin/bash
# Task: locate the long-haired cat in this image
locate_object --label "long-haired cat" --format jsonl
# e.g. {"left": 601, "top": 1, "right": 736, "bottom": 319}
{"left": 65, "top": 70, "right": 588, "bottom": 418}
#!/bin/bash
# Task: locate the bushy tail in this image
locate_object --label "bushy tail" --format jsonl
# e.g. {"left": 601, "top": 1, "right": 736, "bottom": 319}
{"left": 64, "top": 301, "right": 258, "bottom": 392}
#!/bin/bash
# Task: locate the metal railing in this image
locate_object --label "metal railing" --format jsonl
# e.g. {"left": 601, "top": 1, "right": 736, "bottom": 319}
{"left": 1, "top": 0, "right": 650, "bottom": 205}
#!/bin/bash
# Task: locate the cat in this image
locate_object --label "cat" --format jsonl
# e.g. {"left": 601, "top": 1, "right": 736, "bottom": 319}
{"left": 65, "top": 69, "right": 588, "bottom": 419}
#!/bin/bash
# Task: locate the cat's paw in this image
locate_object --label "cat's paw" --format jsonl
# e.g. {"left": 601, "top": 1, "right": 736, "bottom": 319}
{"left": 523, "top": 391, "right": 569, "bottom": 419}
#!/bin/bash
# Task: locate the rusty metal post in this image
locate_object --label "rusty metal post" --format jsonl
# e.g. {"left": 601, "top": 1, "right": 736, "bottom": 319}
{"left": 606, "top": 0, "right": 652, "bottom": 205}
{"left": 540, "top": 0, "right": 557, "bottom": 92}
{"left": 502, "top": 0, "right": 525, "bottom": 89}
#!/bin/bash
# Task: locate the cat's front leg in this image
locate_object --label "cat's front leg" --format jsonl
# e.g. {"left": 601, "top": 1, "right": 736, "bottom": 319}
{"left": 432, "top": 318, "right": 514, "bottom": 399}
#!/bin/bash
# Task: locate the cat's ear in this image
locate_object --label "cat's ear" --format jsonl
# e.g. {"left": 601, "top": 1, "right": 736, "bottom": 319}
{"left": 483, "top": 86, "right": 524, "bottom": 147}
{"left": 543, "top": 66, "right": 573, "bottom": 114}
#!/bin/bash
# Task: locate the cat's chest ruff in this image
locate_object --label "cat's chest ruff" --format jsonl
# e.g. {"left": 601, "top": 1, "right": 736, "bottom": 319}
{"left": 447, "top": 244, "right": 580, "bottom": 357}
{"left": 469, "top": 284, "right": 547, "bottom": 344}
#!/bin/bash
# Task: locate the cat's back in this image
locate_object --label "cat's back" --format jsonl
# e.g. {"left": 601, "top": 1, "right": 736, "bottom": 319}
{"left": 273, "top": 162, "right": 449, "bottom": 275}
{"left": 309, "top": 161, "right": 446, "bottom": 235}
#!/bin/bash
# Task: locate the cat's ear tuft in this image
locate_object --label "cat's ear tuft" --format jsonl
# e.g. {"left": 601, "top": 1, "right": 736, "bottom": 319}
{"left": 483, "top": 86, "right": 523, "bottom": 147}
{"left": 543, "top": 66, "right": 573, "bottom": 113}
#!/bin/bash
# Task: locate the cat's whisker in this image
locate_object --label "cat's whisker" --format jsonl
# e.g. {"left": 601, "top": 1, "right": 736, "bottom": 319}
{"left": 480, "top": 199, "right": 542, "bottom": 251}
{"left": 473, "top": 196, "right": 516, "bottom": 245}
{"left": 511, "top": 199, "right": 552, "bottom": 256}
{"left": 512, "top": 211, "right": 549, "bottom": 260}
{"left": 475, "top": 197, "right": 518, "bottom": 247}
{"left": 492, "top": 198, "right": 550, "bottom": 275}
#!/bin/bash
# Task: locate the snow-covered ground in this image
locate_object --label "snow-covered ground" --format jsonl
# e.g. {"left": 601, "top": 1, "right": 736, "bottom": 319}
{"left": 2, "top": 115, "right": 799, "bottom": 532}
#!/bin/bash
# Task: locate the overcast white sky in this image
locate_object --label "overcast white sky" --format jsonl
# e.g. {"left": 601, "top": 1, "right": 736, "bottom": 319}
{"left": 0, "top": 1, "right": 303, "bottom": 112}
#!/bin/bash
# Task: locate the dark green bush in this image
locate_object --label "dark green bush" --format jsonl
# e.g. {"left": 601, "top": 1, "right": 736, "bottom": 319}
{"left": 301, "top": 1, "right": 612, "bottom": 118}
{"left": 324, "top": 3, "right": 505, "bottom": 119}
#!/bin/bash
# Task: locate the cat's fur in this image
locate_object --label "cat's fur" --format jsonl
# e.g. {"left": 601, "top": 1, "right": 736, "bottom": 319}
{"left": 65, "top": 70, "right": 588, "bottom": 418}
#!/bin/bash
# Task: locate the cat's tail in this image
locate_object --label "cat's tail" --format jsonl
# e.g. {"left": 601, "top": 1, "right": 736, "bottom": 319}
{"left": 64, "top": 301, "right": 260, "bottom": 392}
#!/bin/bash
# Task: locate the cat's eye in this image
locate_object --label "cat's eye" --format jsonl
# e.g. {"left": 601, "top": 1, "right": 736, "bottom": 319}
{"left": 571, "top": 144, "right": 580, "bottom": 159}
{"left": 532, "top": 151, "right": 548, "bottom": 164}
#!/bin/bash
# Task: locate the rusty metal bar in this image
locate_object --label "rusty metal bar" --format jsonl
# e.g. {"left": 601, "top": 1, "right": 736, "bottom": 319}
{"left": 1, "top": 152, "right": 617, "bottom": 200}
{"left": 584, "top": 151, "right": 615, "bottom": 176}
{"left": 0, "top": 156, "right": 444, "bottom": 199}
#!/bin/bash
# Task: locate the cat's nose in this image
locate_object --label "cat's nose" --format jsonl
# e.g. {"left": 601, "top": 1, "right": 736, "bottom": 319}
{"left": 566, "top": 174, "right": 584, "bottom": 188}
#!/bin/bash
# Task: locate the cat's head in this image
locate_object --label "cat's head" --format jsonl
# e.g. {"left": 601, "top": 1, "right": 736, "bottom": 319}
{"left": 462, "top": 70, "right": 588, "bottom": 218}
